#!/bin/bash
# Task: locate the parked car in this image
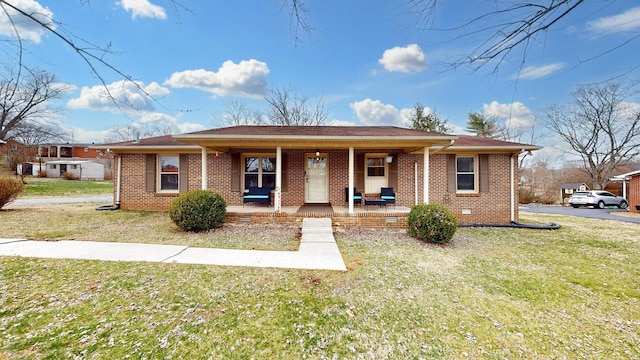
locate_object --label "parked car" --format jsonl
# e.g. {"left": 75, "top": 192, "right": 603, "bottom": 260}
{"left": 568, "top": 190, "right": 629, "bottom": 209}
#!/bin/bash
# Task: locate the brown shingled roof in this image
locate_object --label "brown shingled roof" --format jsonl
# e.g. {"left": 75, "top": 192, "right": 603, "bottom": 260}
{"left": 186, "top": 125, "right": 447, "bottom": 137}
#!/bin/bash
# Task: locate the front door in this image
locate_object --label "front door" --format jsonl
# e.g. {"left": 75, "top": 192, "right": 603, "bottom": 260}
{"left": 305, "top": 153, "right": 329, "bottom": 203}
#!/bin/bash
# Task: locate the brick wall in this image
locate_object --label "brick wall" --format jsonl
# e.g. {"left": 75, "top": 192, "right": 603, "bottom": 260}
{"left": 629, "top": 175, "right": 640, "bottom": 212}
{"left": 116, "top": 149, "right": 518, "bottom": 224}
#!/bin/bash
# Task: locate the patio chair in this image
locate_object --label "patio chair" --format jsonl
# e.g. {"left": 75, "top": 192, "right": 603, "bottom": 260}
{"left": 380, "top": 187, "right": 396, "bottom": 207}
{"left": 344, "top": 187, "right": 362, "bottom": 206}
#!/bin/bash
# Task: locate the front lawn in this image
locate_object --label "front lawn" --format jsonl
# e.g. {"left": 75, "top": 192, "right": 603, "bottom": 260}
{"left": 18, "top": 177, "right": 114, "bottom": 198}
{"left": 0, "top": 210, "right": 638, "bottom": 359}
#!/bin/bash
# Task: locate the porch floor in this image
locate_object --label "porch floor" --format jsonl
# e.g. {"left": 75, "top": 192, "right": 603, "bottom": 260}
{"left": 228, "top": 204, "right": 411, "bottom": 215}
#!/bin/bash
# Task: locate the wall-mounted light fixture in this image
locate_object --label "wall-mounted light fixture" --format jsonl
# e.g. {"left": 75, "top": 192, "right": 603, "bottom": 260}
{"left": 315, "top": 149, "right": 320, "bottom": 157}
{"left": 385, "top": 155, "right": 393, "bottom": 163}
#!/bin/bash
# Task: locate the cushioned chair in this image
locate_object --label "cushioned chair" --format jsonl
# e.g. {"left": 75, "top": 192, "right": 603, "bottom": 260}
{"left": 380, "top": 187, "right": 396, "bottom": 207}
{"left": 344, "top": 187, "right": 362, "bottom": 206}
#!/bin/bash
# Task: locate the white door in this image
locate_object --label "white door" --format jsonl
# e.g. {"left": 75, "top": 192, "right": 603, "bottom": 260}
{"left": 305, "top": 154, "right": 329, "bottom": 203}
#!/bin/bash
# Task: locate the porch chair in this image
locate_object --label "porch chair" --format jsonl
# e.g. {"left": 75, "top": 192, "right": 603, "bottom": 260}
{"left": 380, "top": 187, "right": 396, "bottom": 207}
{"left": 344, "top": 187, "right": 362, "bottom": 206}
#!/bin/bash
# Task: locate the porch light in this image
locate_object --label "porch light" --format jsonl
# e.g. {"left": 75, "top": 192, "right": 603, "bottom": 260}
{"left": 315, "top": 149, "right": 320, "bottom": 157}
{"left": 385, "top": 155, "right": 393, "bottom": 163}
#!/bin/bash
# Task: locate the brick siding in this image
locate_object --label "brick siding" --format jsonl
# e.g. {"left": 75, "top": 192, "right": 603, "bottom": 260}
{"left": 629, "top": 175, "right": 640, "bottom": 212}
{"left": 116, "top": 149, "right": 518, "bottom": 225}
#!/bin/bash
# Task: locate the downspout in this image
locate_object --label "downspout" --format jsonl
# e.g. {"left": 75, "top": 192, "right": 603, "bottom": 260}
{"left": 511, "top": 153, "right": 516, "bottom": 222}
{"left": 115, "top": 154, "right": 122, "bottom": 207}
{"left": 96, "top": 154, "right": 121, "bottom": 210}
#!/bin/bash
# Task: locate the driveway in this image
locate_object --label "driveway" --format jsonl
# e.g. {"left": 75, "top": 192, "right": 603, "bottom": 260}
{"left": 520, "top": 204, "right": 640, "bottom": 224}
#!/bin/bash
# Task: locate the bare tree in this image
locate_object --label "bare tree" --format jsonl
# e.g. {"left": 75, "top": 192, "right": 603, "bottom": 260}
{"left": 542, "top": 82, "right": 640, "bottom": 189}
{"left": 103, "top": 122, "right": 178, "bottom": 143}
{"left": 265, "top": 87, "right": 327, "bottom": 126}
{"left": 0, "top": 66, "right": 65, "bottom": 142}
{"left": 215, "top": 100, "right": 265, "bottom": 127}
{"left": 407, "top": 103, "right": 452, "bottom": 133}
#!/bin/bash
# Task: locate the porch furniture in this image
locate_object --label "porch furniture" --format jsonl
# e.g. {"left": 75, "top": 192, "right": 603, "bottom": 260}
{"left": 243, "top": 187, "right": 272, "bottom": 206}
{"left": 344, "top": 187, "right": 362, "bottom": 206}
{"left": 380, "top": 187, "right": 396, "bottom": 207}
{"left": 365, "top": 199, "right": 387, "bottom": 210}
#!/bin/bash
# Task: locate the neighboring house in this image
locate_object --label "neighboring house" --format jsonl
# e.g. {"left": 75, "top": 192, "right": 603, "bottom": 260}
{"left": 612, "top": 170, "right": 640, "bottom": 212}
{"left": 560, "top": 182, "right": 589, "bottom": 206}
{"left": 93, "top": 126, "right": 540, "bottom": 226}
{"left": 39, "top": 143, "right": 104, "bottom": 160}
{"left": 44, "top": 160, "right": 105, "bottom": 181}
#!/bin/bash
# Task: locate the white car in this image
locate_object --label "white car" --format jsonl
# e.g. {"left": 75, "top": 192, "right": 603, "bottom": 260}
{"left": 569, "top": 190, "right": 629, "bottom": 209}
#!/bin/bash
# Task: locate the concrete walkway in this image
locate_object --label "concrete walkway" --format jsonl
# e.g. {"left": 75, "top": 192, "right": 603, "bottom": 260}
{"left": 0, "top": 218, "right": 347, "bottom": 271}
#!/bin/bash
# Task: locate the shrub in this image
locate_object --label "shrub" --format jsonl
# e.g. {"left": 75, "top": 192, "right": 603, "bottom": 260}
{"left": 62, "top": 172, "right": 78, "bottom": 180}
{"left": 0, "top": 177, "right": 25, "bottom": 209}
{"left": 169, "top": 190, "right": 227, "bottom": 232}
{"left": 407, "top": 204, "right": 457, "bottom": 244}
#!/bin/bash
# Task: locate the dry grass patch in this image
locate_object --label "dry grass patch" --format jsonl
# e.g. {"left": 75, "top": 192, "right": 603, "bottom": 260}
{"left": 0, "top": 208, "right": 638, "bottom": 359}
{"left": 0, "top": 204, "right": 298, "bottom": 250}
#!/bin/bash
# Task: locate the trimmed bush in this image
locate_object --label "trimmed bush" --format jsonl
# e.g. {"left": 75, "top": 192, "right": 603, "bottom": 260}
{"left": 407, "top": 204, "right": 458, "bottom": 244}
{"left": 0, "top": 177, "right": 25, "bottom": 209}
{"left": 169, "top": 190, "right": 227, "bottom": 232}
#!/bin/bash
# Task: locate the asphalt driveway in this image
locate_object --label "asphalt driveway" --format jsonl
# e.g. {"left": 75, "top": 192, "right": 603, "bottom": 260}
{"left": 520, "top": 204, "right": 640, "bottom": 224}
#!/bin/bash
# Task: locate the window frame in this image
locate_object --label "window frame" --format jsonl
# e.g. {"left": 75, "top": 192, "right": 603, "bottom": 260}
{"left": 157, "top": 154, "right": 180, "bottom": 193}
{"left": 456, "top": 155, "right": 478, "bottom": 193}
{"left": 365, "top": 154, "right": 388, "bottom": 179}
{"left": 241, "top": 154, "right": 277, "bottom": 191}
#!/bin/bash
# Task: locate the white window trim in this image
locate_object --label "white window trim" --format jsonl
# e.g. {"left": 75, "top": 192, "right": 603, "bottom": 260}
{"left": 241, "top": 153, "right": 276, "bottom": 191}
{"left": 364, "top": 153, "right": 389, "bottom": 193}
{"left": 456, "top": 155, "right": 478, "bottom": 193}
{"left": 157, "top": 154, "right": 180, "bottom": 193}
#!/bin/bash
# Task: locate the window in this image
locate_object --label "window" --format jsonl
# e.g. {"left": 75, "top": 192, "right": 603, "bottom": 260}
{"left": 60, "top": 146, "right": 72, "bottom": 157}
{"left": 456, "top": 156, "right": 477, "bottom": 192}
{"left": 159, "top": 155, "right": 179, "bottom": 191}
{"left": 366, "top": 157, "right": 385, "bottom": 177}
{"left": 243, "top": 155, "right": 276, "bottom": 190}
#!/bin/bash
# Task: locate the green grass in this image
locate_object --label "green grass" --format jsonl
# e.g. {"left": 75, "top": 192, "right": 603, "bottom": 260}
{"left": 18, "top": 177, "right": 113, "bottom": 198}
{"left": 0, "top": 209, "right": 638, "bottom": 358}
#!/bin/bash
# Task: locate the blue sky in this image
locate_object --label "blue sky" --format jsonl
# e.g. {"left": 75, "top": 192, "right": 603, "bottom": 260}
{"left": 2, "top": 0, "right": 640, "bottom": 164}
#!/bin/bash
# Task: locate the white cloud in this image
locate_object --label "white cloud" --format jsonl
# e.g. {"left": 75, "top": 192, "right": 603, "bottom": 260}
{"left": 327, "top": 119, "right": 358, "bottom": 126}
{"left": 176, "top": 122, "right": 206, "bottom": 134}
{"left": 67, "top": 80, "right": 170, "bottom": 112}
{"left": 515, "top": 63, "right": 564, "bottom": 80}
{"left": 0, "top": 0, "right": 55, "bottom": 43}
{"left": 68, "top": 127, "right": 115, "bottom": 144}
{"left": 586, "top": 6, "right": 640, "bottom": 34}
{"left": 483, "top": 101, "right": 535, "bottom": 128}
{"left": 349, "top": 99, "right": 406, "bottom": 126}
{"left": 165, "top": 59, "right": 270, "bottom": 98}
{"left": 378, "top": 44, "right": 427, "bottom": 73}
{"left": 117, "top": 0, "right": 167, "bottom": 20}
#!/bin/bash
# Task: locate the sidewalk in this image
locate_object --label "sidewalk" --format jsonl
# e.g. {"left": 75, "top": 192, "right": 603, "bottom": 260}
{"left": 0, "top": 218, "right": 347, "bottom": 271}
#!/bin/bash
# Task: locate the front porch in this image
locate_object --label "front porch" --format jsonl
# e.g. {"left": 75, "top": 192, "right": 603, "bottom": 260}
{"left": 225, "top": 204, "right": 411, "bottom": 228}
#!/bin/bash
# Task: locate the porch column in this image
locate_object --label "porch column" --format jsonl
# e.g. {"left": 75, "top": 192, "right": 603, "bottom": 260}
{"left": 201, "top": 146, "right": 208, "bottom": 190}
{"left": 423, "top": 147, "right": 429, "bottom": 204}
{"left": 348, "top": 147, "right": 355, "bottom": 214}
{"left": 275, "top": 146, "right": 282, "bottom": 212}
